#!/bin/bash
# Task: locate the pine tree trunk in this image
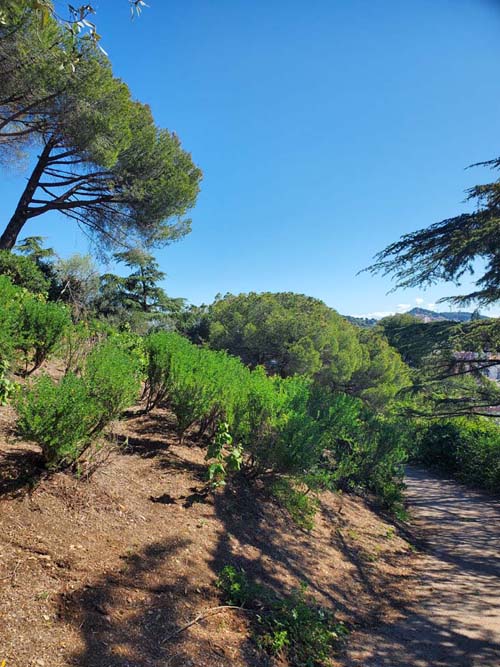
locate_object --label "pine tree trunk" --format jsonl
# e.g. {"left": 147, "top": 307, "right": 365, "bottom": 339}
{"left": 0, "top": 210, "right": 27, "bottom": 250}
{"left": 0, "top": 140, "right": 55, "bottom": 250}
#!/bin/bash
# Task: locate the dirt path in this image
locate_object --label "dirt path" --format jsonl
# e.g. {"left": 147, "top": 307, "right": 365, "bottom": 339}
{"left": 341, "top": 466, "right": 500, "bottom": 667}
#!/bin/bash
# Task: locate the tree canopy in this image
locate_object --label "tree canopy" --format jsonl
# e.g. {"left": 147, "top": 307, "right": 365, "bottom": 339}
{"left": 367, "top": 160, "right": 500, "bottom": 307}
{"left": 208, "top": 292, "right": 358, "bottom": 378}
{"left": 0, "top": 9, "right": 202, "bottom": 252}
{"left": 378, "top": 314, "right": 500, "bottom": 417}
{"left": 207, "top": 291, "right": 410, "bottom": 411}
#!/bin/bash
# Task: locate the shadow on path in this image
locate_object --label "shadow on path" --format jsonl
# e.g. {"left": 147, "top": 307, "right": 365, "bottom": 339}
{"left": 339, "top": 466, "right": 500, "bottom": 667}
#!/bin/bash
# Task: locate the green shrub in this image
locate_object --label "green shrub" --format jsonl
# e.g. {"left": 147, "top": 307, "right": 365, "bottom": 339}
{"left": 16, "top": 373, "right": 101, "bottom": 469}
{"left": 307, "top": 387, "right": 408, "bottom": 510}
{"left": 61, "top": 320, "right": 105, "bottom": 373}
{"left": 0, "top": 359, "right": 17, "bottom": 405}
{"left": 142, "top": 332, "right": 408, "bottom": 519}
{"left": 144, "top": 332, "right": 248, "bottom": 440}
{"left": 16, "top": 340, "right": 142, "bottom": 470}
{"left": 206, "top": 421, "right": 243, "bottom": 488}
{"left": 143, "top": 331, "right": 192, "bottom": 411}
{"left": 17, "top": 298, "right": 71, "bottom": 373}
{"left": 84, "top": 339, "right": 142, "bottom": 428}
{"left": 0, "top": 275, "right": 23, "bottom": 364}
{"left": 270, "top": 478, "right": 319, "bottom": 531}
{"left": 0, "top": 250, "right": 49, "bottom": 295}
{"left": 217, "top": 565, "right": 347, "bottom": 666}
{"left": 0, "top": 275, "right": 69, "bottom": 374}
{"left": 414, "top": 418, "right": 500, "bottom": 492}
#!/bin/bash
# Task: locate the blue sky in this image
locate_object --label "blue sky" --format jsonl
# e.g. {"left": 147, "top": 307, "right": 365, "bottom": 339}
{"left": 3, "top": 0, "right": 500, "bottom": 316}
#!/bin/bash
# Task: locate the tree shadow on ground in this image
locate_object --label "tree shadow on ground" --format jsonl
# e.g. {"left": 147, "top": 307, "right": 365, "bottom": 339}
{"left": 209, "top": 478, "right": 376, "bottom": 625}
{"left": 59, "top": 538, "right": 197, "bottom": 667}
{"left": 60, "top": 534, "right": 262, "bottom": 667}
{"left": 0, "top": 446, "right": 46, "bottom": 498}
{"left": 336, "top": 468, "right": 500, "bottom": 666}
{"left": 110, "top": 410, "right": 208, "bottom": 485}
{"left": 343, "top": 607, "right": 500, "bottom": 667}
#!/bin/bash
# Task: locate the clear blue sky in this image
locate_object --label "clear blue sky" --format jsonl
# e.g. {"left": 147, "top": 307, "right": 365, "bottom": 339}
{"left": 3, "top": 0, "right": 500, "bottom": 316}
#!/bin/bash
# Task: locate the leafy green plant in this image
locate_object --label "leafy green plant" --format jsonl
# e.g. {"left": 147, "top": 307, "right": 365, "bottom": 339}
{"left": 16, "top": 339, "right": 142, "bottom": 470}
{"left": 0, "top": 275, "right": 26, "bottom": 364}
{"left": 142, "top": 332, "right": 408, "bottom": 520}
{"left": 0, "top": 249, "right": 49, "bottom": 295}
{"left": 270, "top": 478, "right": 319, "bottom": 531}
{"left": 17, "top": 297, "right": 71, "bottom": 373}
{"left": 206, "top": 422, "right": 243, "bottom": 488}
{"left": 413, "top": 417, "right": 500, "bottom": 492}
{"left": 84, "top": 339, "right": 142, "bottom": 429}
{"left": 0, "top": 359, "right": 17, "bottom": 405}
{"left": 16, "top": 373, "right": 101, "bottom": 469}
{"left": 61, "top": 320, "right": 105, "bottom": 373}
{"left": 217, "top": 565, "right": 348, "bottom": 666}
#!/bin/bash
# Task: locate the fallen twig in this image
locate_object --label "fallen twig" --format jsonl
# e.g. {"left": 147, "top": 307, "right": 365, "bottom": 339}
{"left": 162, "top": 605, "right": 257, "bottom": 643}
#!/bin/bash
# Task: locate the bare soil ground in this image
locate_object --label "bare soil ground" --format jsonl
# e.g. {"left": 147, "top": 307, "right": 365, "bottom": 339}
{"left": 0, "top": 401, "right": 416, "bottom": 667}
{"left": 339, "top": 466, "right": 500, "bottom": 667}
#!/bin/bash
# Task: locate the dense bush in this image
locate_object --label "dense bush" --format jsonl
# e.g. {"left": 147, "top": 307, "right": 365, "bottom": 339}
{"left": 144, "top": 332, "right": 248, "bottom": 439}
{"left": 84, "top": 339, "right": 142, "bottom": 428}
{"left": 217, "top": 565, "right": 347, "bottom": 666}
{"left": 208, "top": 291, "right": 361, "bottom": 378}
{"left": 0, "top": 359, "right": 17, "bottom": 405}
{"left": 0, "top": 250, "right": 49, "bottom": 295}
{"left": 412, "top": 418, "right": 500, "bottom": 493}
{"left": 0, "top": 274, "right": 70, "bottom": 373}
{"left": 206, "top": 292, "right": 410, "bottom": 413}
{"left": 16, "top": 339, "right": 142, "bottom": 469}
{"left": 0, "top": 275, "right": 22, "bottom": 364}
{"left": 16, "top": 373, "right": 101, "bottom": 469}
{"left": 17, "top": 298, "right": 71, "bottom": 373}
{"left": 143, "top": 332, "right": 408, "bottom": 516}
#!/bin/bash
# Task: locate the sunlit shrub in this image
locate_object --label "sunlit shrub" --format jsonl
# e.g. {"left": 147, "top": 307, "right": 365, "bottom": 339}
{"left": 16, "top": 373, "right": 100, "bottom": 469}
{"left": 16, "top": 339, "right": 142, "bottom": 470}
{"left": 142, "top": 331, "right": 408, "bottom": 519}
{"left": 84, "top": 340, "right": 142, "bottom": 429}
{"left": 0, "top": 250, "right": 49, "bottom": 295}
{"left": 17, "top": 298, "right": 71, "bottom": 373}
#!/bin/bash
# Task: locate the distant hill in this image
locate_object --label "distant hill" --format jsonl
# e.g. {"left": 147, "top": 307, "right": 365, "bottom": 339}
{"left": 344, "top": 308, "right": 486, "bottom": 327}
{"left": 406, "top": 307, "right": 486, "bottom": 323}
{"left": 345, "top": 315, "right": 378, "bottom": 328}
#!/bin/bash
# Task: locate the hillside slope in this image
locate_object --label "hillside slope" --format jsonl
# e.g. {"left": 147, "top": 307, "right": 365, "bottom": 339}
{"left": 0, "top": 399, "right": 417, "bottom": 667}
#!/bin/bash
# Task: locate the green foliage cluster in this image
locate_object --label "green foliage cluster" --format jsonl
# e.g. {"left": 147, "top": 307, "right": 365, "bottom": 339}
{"left": 0, "top": 250, "right": 49, "bottom": 295}
{"left": 0, "top": 275, "right": 70, "bottom": 373}
{"left": 207, "top": 292, "right": 410, "bottom": 411}
{"left": 16, "top": 338, "right": 141, "bottom": 469}
{"left": 270, "top": 478, "right": 319, "bottom": 531}
{"left": 208, "top": 292, "right": 360, "bottom": 378}
{"left": 0, "top": 8, "right": 201, "bottom": 252}
{"left": 3, "top": 237, "right": 185, "bottom": 332}
{"left": 17, "top": 298, "right": 71, "bottom": 373}
{"left": 367, "top": 159, "right": 500, "bottom": 307}
{"left": 0, "top": 275, "right": 22, "bottom": 364}
{"left": 410, "top": 418, "right": 500, "bottom": 493}
{"left": 16, "top": 373, "right": 101, "bottom": 469}
{"left": 143, "top": 332, "right": 408, "bottom": 514}
{"left": 0, "top": 359, "right": 17, "bottom": 405}
{"left": 206, "top": 422, "right": 244, "bottom": 488}
{"left": 217, "top": 565, "right": 348, "bottom": 666}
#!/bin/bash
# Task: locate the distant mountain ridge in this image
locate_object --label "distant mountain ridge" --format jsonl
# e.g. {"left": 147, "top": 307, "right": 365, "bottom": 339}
{"left": 406, "top": 307, "right": 486, "bottom": 322}
{"left": 345, "top": 308, "right": 486, "bottom": 327}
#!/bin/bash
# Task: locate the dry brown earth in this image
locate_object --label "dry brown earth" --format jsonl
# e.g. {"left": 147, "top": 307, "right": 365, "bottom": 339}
{"left": 0, "top": 402, "right": 415, "bottom": 667}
